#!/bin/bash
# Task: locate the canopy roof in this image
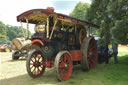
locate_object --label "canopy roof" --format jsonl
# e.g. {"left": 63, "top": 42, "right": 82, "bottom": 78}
{"left": 17, "top": 8, "right": 99, "bottom": 28}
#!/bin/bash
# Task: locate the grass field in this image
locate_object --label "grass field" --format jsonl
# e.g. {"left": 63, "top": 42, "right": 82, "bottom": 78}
{"left": 0, "top": 46, "right": 128, "bottom": 85}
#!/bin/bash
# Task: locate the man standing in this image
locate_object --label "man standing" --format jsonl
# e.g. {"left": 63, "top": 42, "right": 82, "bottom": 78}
{"left": 112, "top": 41, "right": 119, "bottom": 64}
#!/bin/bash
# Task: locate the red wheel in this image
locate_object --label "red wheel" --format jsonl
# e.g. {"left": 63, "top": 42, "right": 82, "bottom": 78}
{"left": 81, "top": 37, "right": 98, "bottom": 70}
{"left": 54, "top": 51, "right": 72, "bottom": 81}
{"left": 87, "top": 37, "right": 97, "bottom": 69}
{"left": 12, "top": 51, "right": 20, "bottom": 60}
{"left": 26, "top": 49, "right": 46, "bottom": 78}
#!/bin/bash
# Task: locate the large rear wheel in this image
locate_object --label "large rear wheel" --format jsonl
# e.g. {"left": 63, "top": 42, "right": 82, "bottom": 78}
{"left": 81, "top": 37, "right": 98, "bottom": 71}
{"left": 54, "top": 51, "right": 72, "bottom": 81}
{"left": 26, "top": 49, "right": 46, "bottom": 78}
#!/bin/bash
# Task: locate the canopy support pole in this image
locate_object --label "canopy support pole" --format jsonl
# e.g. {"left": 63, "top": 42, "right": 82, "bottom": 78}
{"left": 46, "top": 18, "right": 49, "bottom": 38}
{"left": 26, "top": 19, "right": 29, "bottom": 38}
{"left": 20, "top": 21, "right": 25, "bottom": 38}
{"left": 49, "top": 19, "right": 58, "bottom": 39}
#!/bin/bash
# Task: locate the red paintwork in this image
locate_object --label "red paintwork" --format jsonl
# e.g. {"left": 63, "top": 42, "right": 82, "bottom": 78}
{"left": 17, "top": 9, "right": 98, "bottom": 28}
{"left": 45, "top": 60, "right": 54, "bottom": 68}
{"left": 45, "top": 39, "right": 51, "bottom": 42}
{"left": 59, "top": 52, "right": 72, "bottom": 80}
{"left": 31, "top": 39, "right": 44, "bottom": 46}
{"left": 69, "top": 50, "right": 82, "bottom": 61}
{"left": 17, "top": 9, "right": 55, "bottom": 21}
{"left": 87, "top": 38, "right": 97, "bottom": 69}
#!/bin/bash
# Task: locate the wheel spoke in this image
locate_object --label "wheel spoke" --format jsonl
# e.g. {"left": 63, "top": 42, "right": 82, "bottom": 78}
{"left": 38, "top": 56, "right": 41, "bottom": 62}
{"left": 40, "top": 64, "right": 45, "bottom": 68}
{"left": 31, "top": 66, "right": 36, "bottom": 73}
{"left": 37, "top": 54, "right": 41, "bottom": 61}
{"left": 64, "top": 56, "right": 67, "bottom": 63}
{"left": 60, "top": 57, "right": 65, "bottom": 64}
{"left": 59, "top": 68, "right": 64, "bottom": 76}
{"left": 33, "top": 56, "right": 36, "bottom": 61}
{"left": 59, "top": 62, "right": 65, "bottom": 68}
{"left": 37, "top": 67, "right": 41, "bottom": 73}
{"left": 30, "top": 65, "right": 34, "bottom": 69}
{"left": 64, "top": 54, "right": 69, "bottom": 63}
{"left": 64, "top": 54, "right": 70, "bottom": 63}
{"left": 30, "top": 62, "right": 34, "bottom": 65}
{"left": 31, "top": 58, "right": 35, "bottom": 63}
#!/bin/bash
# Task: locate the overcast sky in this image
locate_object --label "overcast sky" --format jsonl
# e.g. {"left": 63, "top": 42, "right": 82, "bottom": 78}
{"left": 0, "top": 0, "right": 91, "bottom": 26}
{"left": 0, "top": 0, "right": 91, "bottom": 33}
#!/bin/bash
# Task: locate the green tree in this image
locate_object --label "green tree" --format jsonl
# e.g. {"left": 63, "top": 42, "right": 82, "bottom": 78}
{"left": 0, "top": 21, "right": 8, "bottom": 42}
{"left": 108, "top": 0, "right": 128, "bottom": 45}
{"left": 6, "top": 25, "right": 26, "bottom": 41}
{"left": 70, "top": 2, "right": 90, "bottom": 20}
{"left": 111, "top": 16, "right": 128, "bottom": 45}
{"left": 0, "top": 21, "right": 31, "bottom": 42}
{"left": 86, "top": 0, "right": 111, "bottom": 46}
{"left": 86, "top": 0, "right": 128, "bottom": 45}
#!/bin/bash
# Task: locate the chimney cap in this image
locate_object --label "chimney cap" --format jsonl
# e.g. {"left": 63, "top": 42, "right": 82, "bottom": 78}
{"left": 46, "top": 7, "right": 54, "bottom": 12}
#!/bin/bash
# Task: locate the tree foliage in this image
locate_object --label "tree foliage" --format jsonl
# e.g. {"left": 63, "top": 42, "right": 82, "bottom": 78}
{"left": 6, "top": 25, "right": 25, "bottom": 41}
{"left": 70, "top": 2, "right": 90, "bottom": 20}
{"left": 86, "top": 0, "right": 128, "bottom": 45}
{"left": 0, "top": 21, "right": 29, "bottom": 43}
{"left": 108, "top": 0, "right": 128, "bottom": 45}
{"left": 0, "top": 21, "right": 8, "bottom": 42}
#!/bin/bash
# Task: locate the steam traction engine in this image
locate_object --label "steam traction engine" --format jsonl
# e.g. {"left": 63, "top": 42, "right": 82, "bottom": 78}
{"left": 16, "top": 8, "right": 99, "bottom": 81}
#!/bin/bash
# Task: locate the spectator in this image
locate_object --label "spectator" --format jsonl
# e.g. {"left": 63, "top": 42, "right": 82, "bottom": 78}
{"left": 112, "top": 41, "right": 119, "bottom": 64}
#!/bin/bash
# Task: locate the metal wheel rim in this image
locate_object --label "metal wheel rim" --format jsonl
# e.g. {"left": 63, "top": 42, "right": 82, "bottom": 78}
{"left": 26, "top": 50, "right": 46, "bottom": 78}
{"left": 55, "top": 51, "right": 72, "bottom": 81}
{"left": 87, "top": 38, "right": 97, "bottom": 69}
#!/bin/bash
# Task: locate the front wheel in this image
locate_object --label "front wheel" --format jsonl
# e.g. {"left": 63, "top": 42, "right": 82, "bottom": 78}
{"left": 12, "top": 51, "right": 20, "bottom": 60}
{"left": 26, "top": 49, "right": 46, "bottom": 78}
{"left": 54, "top": 51, "right": 72, "bottom": 81}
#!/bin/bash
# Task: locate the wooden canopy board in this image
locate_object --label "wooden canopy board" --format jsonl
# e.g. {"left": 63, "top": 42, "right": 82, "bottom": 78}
{"left": 17, "top": 9, "right": 99, "bottom": 28}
